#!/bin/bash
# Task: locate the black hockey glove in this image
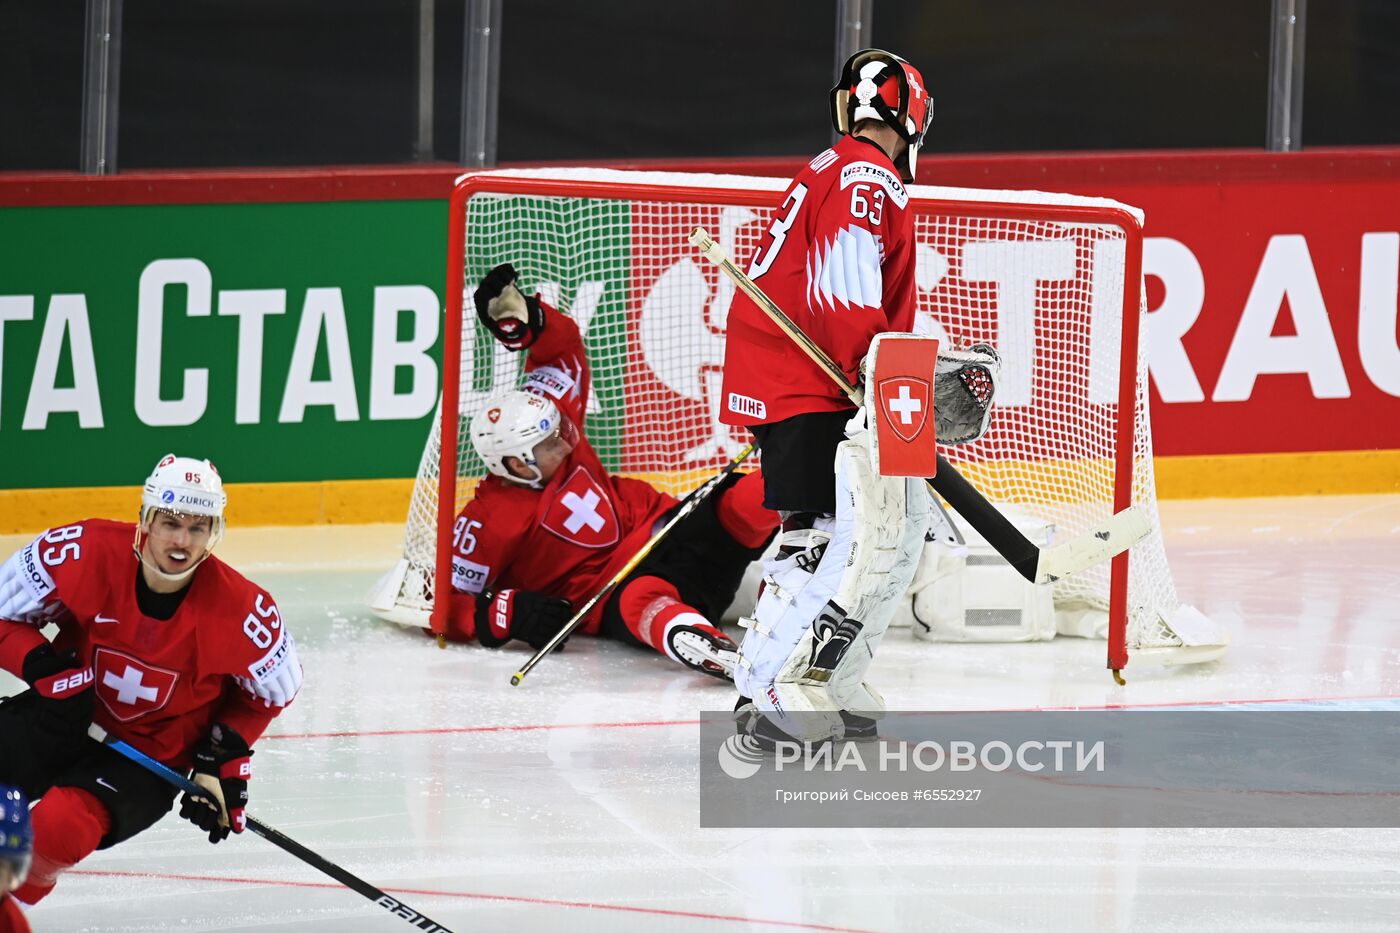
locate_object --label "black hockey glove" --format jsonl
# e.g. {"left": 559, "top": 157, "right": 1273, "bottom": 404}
{"left": 475, "top": 589, "right": 573, "bottom": 650}
{"left": 22, "top": 643, "right": 94, "bottom": 742}
{"left": 474, "top": 262, "right": 545, "bottom": 351}
{"left": 179, "top": 723, "right": 252, "bottom": 844}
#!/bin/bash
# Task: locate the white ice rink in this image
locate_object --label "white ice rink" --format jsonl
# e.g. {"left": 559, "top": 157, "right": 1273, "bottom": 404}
{"left": 5, "top": 494, "right": 1400, "bottom": 932}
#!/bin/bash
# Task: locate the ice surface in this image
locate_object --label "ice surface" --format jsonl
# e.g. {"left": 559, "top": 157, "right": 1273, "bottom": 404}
{"left": 5, "top": 495, "right": 1399, "bottom": 931}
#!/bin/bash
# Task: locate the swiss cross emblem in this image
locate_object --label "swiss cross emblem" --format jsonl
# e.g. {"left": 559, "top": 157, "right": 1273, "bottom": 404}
{"left": 542, "top": 466, "right": 619, "bottom": 549}
{"left": 486, "top": 407, "right": 501, "bottom": 424}
{"left": 93, "top": 646, "right": 179, "bottom": 723}
{"left": 877, "top": 377, "right": 931, "bottom": 442}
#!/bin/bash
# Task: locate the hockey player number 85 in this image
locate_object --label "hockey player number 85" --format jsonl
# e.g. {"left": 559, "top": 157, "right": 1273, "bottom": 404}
{"left": 41, "top": 524, "right": 84, "bottom": 566}
{"left": 242, "top": 593, "right": 282, "bottom": 649}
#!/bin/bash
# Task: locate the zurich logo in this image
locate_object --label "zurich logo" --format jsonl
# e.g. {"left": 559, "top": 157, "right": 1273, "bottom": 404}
{"left": 161, "top": 490, "right": 175, "bottom": 503}
{"left": 539, "top": 419, "right": 551, "bottom": 431}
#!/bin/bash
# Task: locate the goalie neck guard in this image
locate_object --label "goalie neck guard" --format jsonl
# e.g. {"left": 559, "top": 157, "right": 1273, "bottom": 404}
{"left": 470, "top": 390, "right": 579, "bottom": 489}
{"left": 830, "top": 48, "right": 933, "bottom": 183}
{"left": 134, "top": 453, "right": 228, "bottom": 585}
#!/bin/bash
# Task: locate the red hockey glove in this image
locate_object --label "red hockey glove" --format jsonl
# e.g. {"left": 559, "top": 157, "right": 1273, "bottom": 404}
{"left": 474, "top": 262, "right": 545, "bottom": 351}
{"left": 475, "top": 589, "right": 573, "bottom": 650}
{"left": 22, "top": 644, "right": 94, "bottom": 741}
{"left": 179, "top": 723, "right": 252, "bottom": 843}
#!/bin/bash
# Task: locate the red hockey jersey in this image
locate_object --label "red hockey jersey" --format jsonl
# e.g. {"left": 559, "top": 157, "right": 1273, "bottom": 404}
{"left": 449, "top": 306, "right": 678, "bottom": 639}
{"left": 721, "top": 133, "right": 918, "bottom": 425}
{"left": 0, "top": 520, "right": 301, "bottom": 767}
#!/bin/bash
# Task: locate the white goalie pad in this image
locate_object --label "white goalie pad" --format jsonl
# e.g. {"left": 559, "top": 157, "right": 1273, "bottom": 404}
{"left": 735, "top": 432, "right": 928, "bottom": 742}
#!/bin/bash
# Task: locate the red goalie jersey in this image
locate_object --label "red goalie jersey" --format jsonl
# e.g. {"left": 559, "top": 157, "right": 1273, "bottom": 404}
{"left": 721, "top": 133, "right": 918, "bottom": 425}
{"left": 0, "top": 520, "right": 301, "bottom": 767}
{"left": 447, "top": 306, "right": 679, "bottom": 638}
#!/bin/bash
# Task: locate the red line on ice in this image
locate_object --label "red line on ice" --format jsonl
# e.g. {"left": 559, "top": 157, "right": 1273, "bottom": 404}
{"left": 260, "top": 718, "right": 703, "bottom": 740}
{"left": 257, "top": 693, "right": 1400, "bottom": 741}
{"left": 69, "top": 868, "right": 886, "bottom": 933}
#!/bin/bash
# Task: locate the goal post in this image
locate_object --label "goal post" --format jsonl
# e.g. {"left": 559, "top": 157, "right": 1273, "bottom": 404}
{"left": 368, "top": 167, "right": 1227, "bottom": 674}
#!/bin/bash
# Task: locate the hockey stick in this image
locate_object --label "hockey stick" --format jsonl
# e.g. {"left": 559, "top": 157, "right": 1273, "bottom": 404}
{"left": 510, "top": 442, "right": 757, "bottom": 686}
{"left": 87, "top": 724, "right": 457, "bottom": 933}
{"left": 689, "top": 226, "right": 1149, "bottom": 585}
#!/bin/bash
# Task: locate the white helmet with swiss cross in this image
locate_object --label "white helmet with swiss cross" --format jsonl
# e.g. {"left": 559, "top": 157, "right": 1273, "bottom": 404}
{"left": 470, "top": 391, "right": 578, "bottom": 488}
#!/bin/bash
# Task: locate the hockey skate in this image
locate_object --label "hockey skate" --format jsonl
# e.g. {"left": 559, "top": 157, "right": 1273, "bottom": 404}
{"left": 667, "top": 625, "right": 739, "bottom": 681}
{"left": 732, "top": 697, "right": 875, "bottom": 751}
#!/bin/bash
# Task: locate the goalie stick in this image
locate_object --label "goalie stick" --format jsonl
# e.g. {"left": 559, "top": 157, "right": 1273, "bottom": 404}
{"left": 509, "top": 442, "right": 757, "bottom": 686}
{"left": 689, "top": 226, "right": 1149, "bottom": 587}
{"left": 87, "top": 725, "right": 457, "bottom": 933}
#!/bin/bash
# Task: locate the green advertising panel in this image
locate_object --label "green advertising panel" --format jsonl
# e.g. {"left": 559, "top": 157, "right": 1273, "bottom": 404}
{"left": 0, "top": 200, "right": 448, "bottom": 489}
{"left": 460, "top": 194, "right": 631, "bottom": 474}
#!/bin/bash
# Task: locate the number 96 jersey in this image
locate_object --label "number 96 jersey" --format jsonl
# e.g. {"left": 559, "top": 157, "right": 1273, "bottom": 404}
{"left": 0, "top": 519, "right": 302, "bottom": 767}
{"left": 720, "top": 133, "right": 918, "bottom": 426}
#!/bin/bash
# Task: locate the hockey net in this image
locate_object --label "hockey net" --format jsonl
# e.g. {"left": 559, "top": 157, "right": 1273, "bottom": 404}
{"left": 369, "top": 167, "right": 1225, "bottom": 672}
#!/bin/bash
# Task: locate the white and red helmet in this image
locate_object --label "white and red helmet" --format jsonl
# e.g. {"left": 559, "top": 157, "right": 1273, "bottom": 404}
{"left": 140, "top": 454, "right": 227, "bottom": 535}
{"left": 470, "top": 390, "right": 578, "bottom": 487}
{"left": 830, "top": 48, "right": 933, "bottom": 183}
{"left": 135, "top": 454, "right": 228, "bottom": 581}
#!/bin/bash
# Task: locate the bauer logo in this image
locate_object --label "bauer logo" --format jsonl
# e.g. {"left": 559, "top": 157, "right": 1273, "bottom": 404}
{"left": 717, "top": 735, "right": 765, "bottom": 780}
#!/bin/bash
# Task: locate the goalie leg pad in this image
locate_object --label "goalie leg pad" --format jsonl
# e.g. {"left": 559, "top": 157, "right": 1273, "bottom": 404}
{"left": 823, "top": 443, "right": 929, "bottom": 709}
{"left": 733, "top": 515, "right": 836, "bottom": 702}
{"left": 736, "top": 434, "right": 928, "bottom": 741}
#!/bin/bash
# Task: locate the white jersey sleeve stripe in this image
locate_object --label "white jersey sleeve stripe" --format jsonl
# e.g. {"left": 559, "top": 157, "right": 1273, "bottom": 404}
{"left": 239, "top": 630, "right": 303, "bottom": 707}
{"left": 806, "top": 226, "right": 884, "bottom": 314}
{"left": 0, "top": 536, "right": 63, "bottom": 624}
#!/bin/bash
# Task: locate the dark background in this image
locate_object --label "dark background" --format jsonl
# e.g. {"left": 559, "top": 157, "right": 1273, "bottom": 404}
{"left": 2, "top": 0, "right": 1397, "bottom": 172}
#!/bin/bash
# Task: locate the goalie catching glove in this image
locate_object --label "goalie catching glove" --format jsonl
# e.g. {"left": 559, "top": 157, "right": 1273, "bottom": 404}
{"left": 475, "top": 262, "right": 545, "bottom": 351}
{"left": 935, "top": 344, "right": 1000, "bottom": 445}
{"left": 179, "top": 723, "right": 251, "bottom": 843}
{"left": 476, "top": 589, "right": 573, "bottom": 650}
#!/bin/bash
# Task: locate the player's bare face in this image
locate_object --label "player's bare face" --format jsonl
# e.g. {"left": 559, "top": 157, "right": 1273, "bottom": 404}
{"left": 530, "top": 429, "right": 573, "bottom": 482}
{"left": 143, "top": 511, "right": 213, "bottom": 579}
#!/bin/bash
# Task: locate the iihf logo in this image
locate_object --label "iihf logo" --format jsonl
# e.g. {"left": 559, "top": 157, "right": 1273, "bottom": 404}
{"left": 716, "top": 734, "right": 765, "bottom": 780}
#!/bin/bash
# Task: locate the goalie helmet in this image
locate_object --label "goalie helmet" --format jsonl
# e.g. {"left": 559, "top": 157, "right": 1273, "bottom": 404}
{"left": 0, "top": 785, "right": 32, "bottom": 890}
{"left": 138, "top": 453, "right": 228, "bottom": 550}
{"left": 830, "top": 48, "right": 933, "bottom": 183}
{"left": 470, "top": 390, "right": 578, "bottom": 487}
